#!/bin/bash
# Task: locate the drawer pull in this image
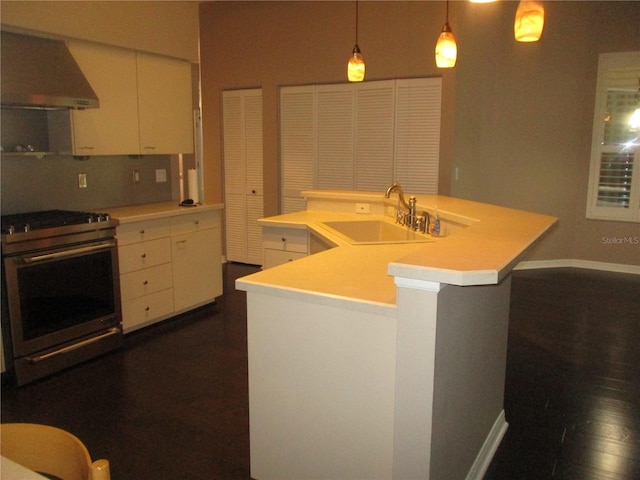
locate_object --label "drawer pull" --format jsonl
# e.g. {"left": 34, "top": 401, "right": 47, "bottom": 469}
{"left": 139, "top": 229, "right": 145, "bottom": 235}
{"left": 194, "top": 220, "right": 199, "bottom": 225}
{"left": 141, "top": 253, "right": 147, "bottom": 259}
{"left": 145, "top": 306, "right": 150, "bottom": 312}
{"left": 281, "top": 237, "right": 286, "bottom": 242}
{"left": 143, "top": 280, "right": 149, "bottom": 285}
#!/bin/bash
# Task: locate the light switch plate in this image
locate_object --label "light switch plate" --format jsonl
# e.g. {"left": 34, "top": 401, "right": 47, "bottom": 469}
{"left": 78, "top": 173, "right": 87, "bottom": 189}
{"left": 155, "top": 169, "right": 167, "bottom": 183}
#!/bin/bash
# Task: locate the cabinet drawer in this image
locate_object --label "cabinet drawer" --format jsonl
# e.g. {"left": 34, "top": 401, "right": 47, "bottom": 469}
{"left": 262, "top": 227, "right": 308, "bottom": 253}
{"left": 117, "top": 219, "right": 171, "bottom": 246}
{"left": 171, "top": 211, "right": 220, "bottom": 235}
{"left": 263, "top": 248, "right": 307, "bottom": 269}
{"left": 120, "top": 263, "right": 173, "bottom": 302}
{"left": 118, "top": 237, "right": 171, "bottom": 274}
{"left": 122, "top": 288, "right": 174, "bottom": 332}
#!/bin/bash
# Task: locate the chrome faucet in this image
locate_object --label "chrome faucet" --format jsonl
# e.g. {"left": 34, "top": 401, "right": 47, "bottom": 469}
{"left": 384, "top": 182, "right": 422, "bottom": 231}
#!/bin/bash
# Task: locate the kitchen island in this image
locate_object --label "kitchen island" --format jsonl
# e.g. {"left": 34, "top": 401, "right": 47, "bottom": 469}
{"left": 236, "top": 190, "right": 557, "bottom": 480}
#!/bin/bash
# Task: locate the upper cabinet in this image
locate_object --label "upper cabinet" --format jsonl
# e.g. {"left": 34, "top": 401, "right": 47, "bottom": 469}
{"left": 64, "top": 41, "right": 194, "bottom": 156}
{"left": 66, "top": 42, "right": 139, "bottom": 155}
{"left": 136, "top": 53, "right": 194, "bottom": 155}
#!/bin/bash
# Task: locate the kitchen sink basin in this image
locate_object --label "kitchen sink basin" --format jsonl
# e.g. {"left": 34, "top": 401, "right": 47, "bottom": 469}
{"left": 319, "top": 220, "right": 432, "bottom": 245}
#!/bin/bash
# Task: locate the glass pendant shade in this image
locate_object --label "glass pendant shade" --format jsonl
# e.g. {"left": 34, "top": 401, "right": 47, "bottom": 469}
{"left": 435, "top": 23, "right": 457, "bottom": 68}
{"left": 514, "top": 0, "right": 545, "bottom": 42}
{"left": 348, "top": 45, "right": 365, "bottom": 82}
{"left": 630, "top": 108, "right": 640, "bottom": 130}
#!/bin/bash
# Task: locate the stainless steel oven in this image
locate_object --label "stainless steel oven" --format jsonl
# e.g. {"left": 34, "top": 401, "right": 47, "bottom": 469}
{"left": 1, "top": 210, "right": 123, "bottom": 385}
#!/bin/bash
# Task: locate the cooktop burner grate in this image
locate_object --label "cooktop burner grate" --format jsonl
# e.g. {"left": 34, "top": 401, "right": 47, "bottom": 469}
{"left": 1, "top": 210, "right": 112, "bottom": 235}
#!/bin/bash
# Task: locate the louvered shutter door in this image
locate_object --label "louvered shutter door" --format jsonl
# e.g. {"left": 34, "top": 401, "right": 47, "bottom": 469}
{"left": 223, "top": 92, "right": 247, "bottom": 262}
{"left": 317, "top": 84, "right": 355, "bottom": 190}
{"left": 280, "top": 79, "right": 444, "bottom": 210}
{"left": 355, "top": 81, "right": 395, "bottom": 192}
{"left": 223, "top": 89, "right": 264, "bottom": 264}
{"left": 281, "top": 86, "right": 316, "bottom": 213}
{"left": 245, "top": 92, "right": 264, "bottom": 264}
{"left": 394, "top": 77, "right": 442, "bottom": 194}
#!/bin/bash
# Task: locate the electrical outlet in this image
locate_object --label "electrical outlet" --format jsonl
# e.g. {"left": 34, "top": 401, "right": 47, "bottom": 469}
{"left": 355, "top": 203, "right": 370, "bottom": 214}
{"left": 133, "top": 170, "right": 141, "bottom": 184}
{"left": 78, "top": 173, "right": 87, "bottom": 189}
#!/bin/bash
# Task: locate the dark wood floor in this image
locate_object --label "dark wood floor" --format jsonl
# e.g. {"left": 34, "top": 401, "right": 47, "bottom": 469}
{"left": 2, "top": 264, "right": 639, "bottom": 479}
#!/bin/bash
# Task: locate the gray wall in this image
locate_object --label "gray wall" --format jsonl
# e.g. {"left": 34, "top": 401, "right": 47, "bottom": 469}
{"left": 0, "top": 154, "right": 173, "bottom": 215}
{"left": 451, "top": 0, "right": 640, "bottom": 265}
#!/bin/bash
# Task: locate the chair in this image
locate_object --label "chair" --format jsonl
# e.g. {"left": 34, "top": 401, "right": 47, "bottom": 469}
{"left": 1, "top": 423, "right": 110, "bottom": 480}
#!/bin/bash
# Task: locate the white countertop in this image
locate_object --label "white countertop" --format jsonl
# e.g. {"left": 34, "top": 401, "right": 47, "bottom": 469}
{"left": 105, "top": 201, "right": 223, "bottom": 224}
{"left": 236, "top": 192, "right": 557, "bottom": 311}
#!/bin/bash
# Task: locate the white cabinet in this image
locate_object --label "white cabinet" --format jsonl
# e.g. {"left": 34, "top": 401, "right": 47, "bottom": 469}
{"left": 116, "top": 210, "right": 222, "bottom": 332}
{"left": 117, "top": 218, "right": 174, "bottom": 332}
{"left": 62, "top": 41, "right": 193, "bottom": 156}
{"left": 223, "top": 89, "right": 264, "bottom": 265}
{"left": 137, "top": 52, "right": 194, "bottom": 155}
{"left": 171, "top": 211, "right": 223, "bottom": 312}
{"left": 262, "top": 226, "right": 308, "bottom": 269}
{"left": 66, "top": 42, "right": 139, "bottom": 156}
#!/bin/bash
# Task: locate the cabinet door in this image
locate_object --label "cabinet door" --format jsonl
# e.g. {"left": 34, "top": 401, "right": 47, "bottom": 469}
{"left": 263, "top": 227, "right": 308, "bottom": 253}
{"left": 137, "top": 53, "right": 194, "bottom": 154}
{"left": 120, "top": 263, "right": 173, "bottom": 302}
{"left": 118, "top": 237, "right": 172, "bottom": 274}
{"left": 263, "top": 249, "right": 307, "bottom": 270}
{"left": 172, "top": 227, "right": 222, "bottom": 312}
{"left": 67, "top": 41, "right": 139, "bottom": 155}
{"left": 122, "top": 289, "right": 174, "bottom": 332}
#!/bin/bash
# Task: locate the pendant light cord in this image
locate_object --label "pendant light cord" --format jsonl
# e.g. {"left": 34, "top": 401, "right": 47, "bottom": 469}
{"left": 355, "top": 0, "right": 359, "bottom": 45}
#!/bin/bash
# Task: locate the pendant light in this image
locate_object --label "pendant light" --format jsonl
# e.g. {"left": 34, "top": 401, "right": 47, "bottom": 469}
{"left": 514, "top": 0, "right": 545, "bottom": 42}
{"left": 435, "top": 0, "right": 457, "bottom": 69}
{"left": 347, "top": 0, "right": 365, "bottom": 82}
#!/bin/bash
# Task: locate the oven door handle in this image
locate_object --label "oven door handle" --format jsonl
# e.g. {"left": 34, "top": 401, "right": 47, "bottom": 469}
{"left": 18, "top": 241, "right": 115, "bottom": 264}
{"left": 26, "top": 327, "right": 121, "bottom": 364}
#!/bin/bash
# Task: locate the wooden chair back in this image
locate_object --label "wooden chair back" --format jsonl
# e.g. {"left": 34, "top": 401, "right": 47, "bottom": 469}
{"left": 1, "top": 423, "right": 110, "bottom": 480}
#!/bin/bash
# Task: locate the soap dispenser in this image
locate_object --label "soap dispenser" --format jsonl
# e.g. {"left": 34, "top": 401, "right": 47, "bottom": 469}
{"left": 432, "top": 209, "right": 441, "bottom": 237}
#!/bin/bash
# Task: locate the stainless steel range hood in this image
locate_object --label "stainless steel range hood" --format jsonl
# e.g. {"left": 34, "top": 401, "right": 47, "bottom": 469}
{"left": 1, "top": 31, "right": 99, "bottom": 110}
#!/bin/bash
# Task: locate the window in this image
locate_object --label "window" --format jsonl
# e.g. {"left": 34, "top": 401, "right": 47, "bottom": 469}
{"left": 280, "top": 78, "right": 442, "bottom": 213}
{"left": 586, "top": 51, "right": 640, "bottom": 222}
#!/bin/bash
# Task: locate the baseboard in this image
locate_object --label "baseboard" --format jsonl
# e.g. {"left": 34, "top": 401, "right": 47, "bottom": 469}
{"left": 516, "top": 259, "right": 640, "bottom": 275}
{"left": 465, "top": 410, "right": 508, "bottom": 480}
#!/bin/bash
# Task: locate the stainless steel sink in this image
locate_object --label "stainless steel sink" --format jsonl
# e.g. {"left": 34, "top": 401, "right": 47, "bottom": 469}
{"left": 319, "top": 220, "right": 432, "bottom": 245}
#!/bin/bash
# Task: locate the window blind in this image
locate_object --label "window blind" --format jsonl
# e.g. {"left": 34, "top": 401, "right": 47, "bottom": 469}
{"left": 587, "top": 51, "right": 640, "bottom": 222}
